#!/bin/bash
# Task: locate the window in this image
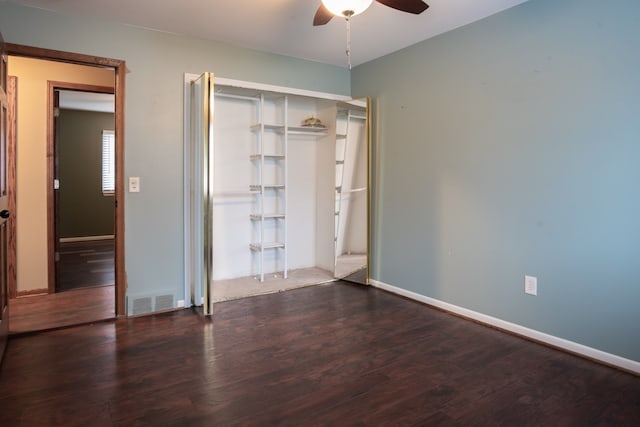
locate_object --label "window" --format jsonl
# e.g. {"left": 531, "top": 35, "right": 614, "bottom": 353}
{"left": 102, "top": 130, "right": 115, "bottom": 195}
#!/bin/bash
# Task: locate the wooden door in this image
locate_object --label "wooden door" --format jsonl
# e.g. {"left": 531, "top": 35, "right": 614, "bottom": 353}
{"left": 0, "top": 31, "right": 10, "bottom": 361}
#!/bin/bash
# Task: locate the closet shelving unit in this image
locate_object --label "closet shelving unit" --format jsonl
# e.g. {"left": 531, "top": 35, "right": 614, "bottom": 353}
{"left": 250, "top": 94, "right": 287, "bottom": 282}
{"left": 250, "top": 93, "right": 329, "bottom": 282}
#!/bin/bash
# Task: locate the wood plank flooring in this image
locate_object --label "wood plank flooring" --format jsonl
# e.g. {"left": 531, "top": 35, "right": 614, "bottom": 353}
{"left": 57, "top": 239, "right": 114, "bottom": 292}
{"left": 0, "top": 282, "right": 638, "bottom": 426}
{"left": 9, "top": 285, "right": 115, "bottom": 335}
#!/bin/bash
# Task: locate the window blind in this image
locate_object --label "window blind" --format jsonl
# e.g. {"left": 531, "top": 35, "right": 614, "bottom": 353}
{"left": 102, "top": 130, "right": 115, "bottom": 194}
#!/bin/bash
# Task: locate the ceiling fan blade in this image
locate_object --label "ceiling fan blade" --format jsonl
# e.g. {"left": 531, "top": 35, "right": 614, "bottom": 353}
{"left": 375, "top": 0, "right": 429, "bottom": 15}
{"left": 313, "top": 4, "right": 334, "bottom": 26}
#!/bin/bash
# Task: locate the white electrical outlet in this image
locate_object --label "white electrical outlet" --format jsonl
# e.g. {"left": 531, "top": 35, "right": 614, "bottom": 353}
{"left": 525, "top": 275, "right": 538, "bottom": 296}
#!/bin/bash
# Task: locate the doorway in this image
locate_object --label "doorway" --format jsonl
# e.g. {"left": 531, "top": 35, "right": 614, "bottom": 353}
{"left": 54, "top": 87, "right": 115, "bottom": 295}
{"left": 6, "top": 44, "right": 126, "bottom": 332}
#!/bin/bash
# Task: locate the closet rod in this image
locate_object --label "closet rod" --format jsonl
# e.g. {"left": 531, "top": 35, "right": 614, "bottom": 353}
{"left": 215, "top": 92, "right": 260, "bottom": 102}
{"left": 341, "top": 187, "right": 366, "bottom": 194}
{"left": 213, "top": 190, "right": 258, "bottom": 197}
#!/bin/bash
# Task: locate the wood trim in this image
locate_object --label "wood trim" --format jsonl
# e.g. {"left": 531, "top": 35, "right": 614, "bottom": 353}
{"left": 7, "top": 76, "right": 17, "bottom": 299}
{"left": 60, "top": 235, "right": 114, "bottom": 243}
{"left": 46, "top": 83, "right": 55, "bottom": 294}
{"left": 16, "top": 288, "right": 49, "bottom": 297}
{"left": 47, "top": 81, "right": 114, "bottom": 95}
{"left": 114, "top": 61, "right": 126, "bottom": 318}
{"left": 7, "top": 43, "right": 126, "bottom": 316}
{"left": 6, "top": 44, "right": 123, "bottom": 70}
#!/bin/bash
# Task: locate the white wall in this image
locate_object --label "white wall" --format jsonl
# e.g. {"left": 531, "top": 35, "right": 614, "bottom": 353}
{"left": 211, "top": 96, "right": 255, "bottom": 280}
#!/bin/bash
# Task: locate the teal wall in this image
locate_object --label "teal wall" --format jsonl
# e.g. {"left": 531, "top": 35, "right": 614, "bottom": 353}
{"left": 3, "top": 0, "right": 638, "bottom": 363}
{"left": 353, "top": 0, "right": 640, "bottom": 362}
{"left": 59, "top": 109, "right": 115, "bottom": 238}
{"left": 0, "top": 3, "right": 349, "bottom": 305}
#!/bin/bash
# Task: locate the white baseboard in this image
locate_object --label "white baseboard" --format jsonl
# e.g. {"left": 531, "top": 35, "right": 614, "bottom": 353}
{"left": 370, "top": 279, "right": 640, "bottom": 375}
{"left": 60, "top": 235, "right": 114, "bottom": 243}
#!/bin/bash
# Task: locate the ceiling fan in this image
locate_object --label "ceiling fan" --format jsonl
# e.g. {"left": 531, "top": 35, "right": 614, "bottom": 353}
{"left": 313, "top": 0, "right": 429, "bottom": 26}
{"left": 313, "top": 0, "right": 429, "bottom": 69}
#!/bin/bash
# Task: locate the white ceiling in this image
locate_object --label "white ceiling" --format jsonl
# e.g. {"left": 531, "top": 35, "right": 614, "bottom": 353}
{"left": 9, "top": 0, "right": 529, "bottom": 67}
{"left": 59, "top": 90, "right": 114, "bottom": 113}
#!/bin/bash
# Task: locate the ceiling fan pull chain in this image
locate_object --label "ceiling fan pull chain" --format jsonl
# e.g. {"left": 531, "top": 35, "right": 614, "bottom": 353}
{"left": 346, "top": 16, "right": 352, "bottom": 70}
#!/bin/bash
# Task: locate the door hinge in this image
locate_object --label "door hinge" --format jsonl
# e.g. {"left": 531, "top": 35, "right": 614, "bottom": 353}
{"left": 54, "top": 107, "right": 60, "bottom": 118}
{"left": 55, "top": 252, "right": 60, "bottom": 262}
{"left": 54, "top": 179, "right": 60, "bottom": 190}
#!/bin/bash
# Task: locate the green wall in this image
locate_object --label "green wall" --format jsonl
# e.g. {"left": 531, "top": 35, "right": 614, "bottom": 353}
{"left": 353, "top": 0, "right": 640, "bottom": 362}
{"left": 0, "top": 2, "right": 349, "bottom": 307}
{"left": 59, "top": 109, "right": 115, "bottom": 238}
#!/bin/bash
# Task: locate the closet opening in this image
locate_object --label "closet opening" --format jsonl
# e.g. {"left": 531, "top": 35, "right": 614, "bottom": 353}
{"left": 184, "top": 75, "right": 370, "bottom": 313}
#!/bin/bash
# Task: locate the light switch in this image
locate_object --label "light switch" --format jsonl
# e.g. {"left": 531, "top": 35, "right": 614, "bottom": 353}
{"left": 525, "top": 275, "right": 537, "bottom": 296}
{"left": 129, "top": 176, "right": 140, "bottom": 193}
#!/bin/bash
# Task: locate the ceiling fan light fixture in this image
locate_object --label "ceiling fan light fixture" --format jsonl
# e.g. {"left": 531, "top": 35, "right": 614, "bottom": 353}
{"left": 321, "top": 0, "right": 374, "bottom": 18}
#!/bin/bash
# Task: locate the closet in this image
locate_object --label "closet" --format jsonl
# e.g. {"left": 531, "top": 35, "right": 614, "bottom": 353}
{"left": 185, "top": 74, "right": 369, "bottom": 313}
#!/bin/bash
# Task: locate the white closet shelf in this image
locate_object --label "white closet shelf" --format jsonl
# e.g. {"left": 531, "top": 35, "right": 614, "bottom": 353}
{"left": 250, "top": 242, "right": 285, "bottom": 251}
{"left": 287, "top": 126, "right": 329, "bottom": 136}
{"left": 251, "top": 123, "right": 286, "bottom": 132}
{"left": 251, "top": 123, "right": 328, "bottom": 136}
{"left": 250, "top": 213, "right": 285, "bottom": 220}
{"left": 250, "top": 154, "right": 285, "bottom": 161}
{"left": 249, "top": 184, "right": 285, "bottom": 192}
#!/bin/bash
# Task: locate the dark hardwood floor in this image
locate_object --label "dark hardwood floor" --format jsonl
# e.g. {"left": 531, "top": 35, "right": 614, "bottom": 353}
{"left": 9, "top": 285, "right": 115, "bottom": 335}
{"left": 8, "top": 239, "right": 115, "bottom": 335}
{"left": 58, "top": 239, "right": 115, "bottom": 292}
{"left": 0, "top": 282, "right": 638, "bottom": 426}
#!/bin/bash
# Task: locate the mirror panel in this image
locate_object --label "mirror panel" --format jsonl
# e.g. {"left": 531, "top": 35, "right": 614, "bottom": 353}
{"left": 189, "top": 72, "right": 215, "bottom": 314}
{"left": 334, "top": 97, "right": 370, "bottom": 284}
